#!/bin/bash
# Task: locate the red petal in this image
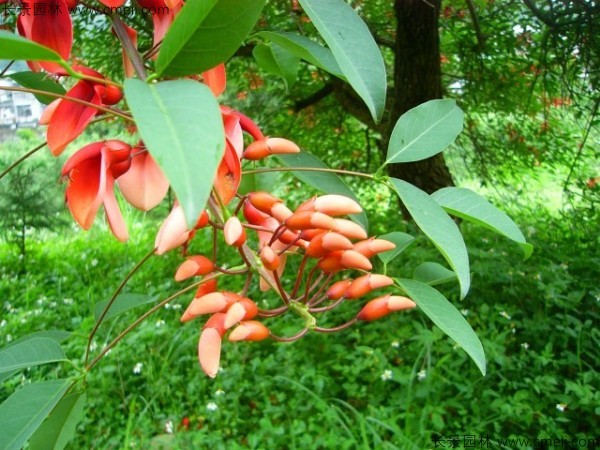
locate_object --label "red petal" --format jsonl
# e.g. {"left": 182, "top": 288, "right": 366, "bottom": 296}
{"left": 203, "top": 63, "right": 227, "bottom": 97}
{"left": 117, "top": 150, "right": 169, "bottom": 211}
{"left": 30, "top": 0, "right": 73, "bottom": 74}
{"left": 214, "top": 143, "right": 241, "bottom": 205}
{"left": 98, "top": 0, "right": 125, "bottom": 6}
{"left": 64, "top": 146, "right": 105, "bottom": 230}
{"left": 103, "top": 176, "right": 129, "bottom": 242}
{"left": 47, "top": 82, "right": 101, "bottom": 156}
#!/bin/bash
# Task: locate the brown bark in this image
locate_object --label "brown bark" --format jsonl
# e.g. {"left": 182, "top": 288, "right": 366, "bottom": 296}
{"left": 386, "top": 0, "right": 454, "bottom": 193}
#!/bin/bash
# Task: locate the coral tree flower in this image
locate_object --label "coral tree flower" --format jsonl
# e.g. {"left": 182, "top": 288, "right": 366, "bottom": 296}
{"left": 61, "top": 140, "right": 132, "bottom": 241}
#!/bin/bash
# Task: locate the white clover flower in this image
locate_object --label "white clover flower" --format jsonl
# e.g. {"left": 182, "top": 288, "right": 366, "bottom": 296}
{"left": 90, "top": 340, "right": 98, "bottom": 351}
{"left": 391, "top": 341, "right": 400, "bottom": 348}
{"left": 91, "top": 259, "right": 98, "bottom": 267}
{"left": 215, "top": 389, "right": 225, "bottom": 396}
{"left": 417, "top": 369, "right": 427, "bottom": 381}
{"left": 165, "top": 420, "right": 174, "bottom": 434}
{"left": 171, "top": 304, "right": 182, "bottom": 310}
{"left": 49, "top": 301, "right": 57, "bottom": 308}
{"left": 0, "top": 319, "right": 6, "bottom": 327}
{"left": 521, "top": 343, "right": 530, "bottom": 350}
{"left": 556, "top": 403, "right": 567, "bottom": 412}
{"left": 499, "top": 311, "right": 512, "bottom": 320}
{"left": 380, "top": 370, "right": 393, "bottom": 381}
{"left": 155, "top": 320, "right": 165, "bottom": 328}
{"left": 133, "top": 363, "right": 143, "bottom": 374}
{"left": 6, "top": 334, "right": 12, "bottom": 343}
{"left": 461, "top": 309, "right": 469, "bottom": 316}
{"left": 206, "top": 402, "right": 218, "bottom": 411}
{"left": 63, "top": 298, "right": 74, "bottom": 305}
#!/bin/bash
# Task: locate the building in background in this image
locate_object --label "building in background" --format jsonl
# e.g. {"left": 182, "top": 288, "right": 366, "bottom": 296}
{"left": 0, "top": 61, "right": 44, "bottom": 130}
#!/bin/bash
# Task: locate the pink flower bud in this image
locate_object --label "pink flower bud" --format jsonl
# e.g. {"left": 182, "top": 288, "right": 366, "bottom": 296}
{"left": 228, "top": 320, "right": 270, "bottom": 342}
{"left": 174, "top": 255, "right": 215, "bottom": 281}
{"left": 345, "top": 274, "right": 394, "bottom": 299}
{"left": 224, "top": 216, "right": 246, "bottom": 247}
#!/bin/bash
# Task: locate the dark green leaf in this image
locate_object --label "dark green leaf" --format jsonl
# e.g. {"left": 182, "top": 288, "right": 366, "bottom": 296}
{"left": 432, "top": 187, "right": 533, "bottom": 259}
{"left": 29, "top": 393, "right": 86, "bottom": 450}
{"left": 397, "top": 278, "right": 485, "bottom": 375}
{"left": 390, "top": 178, "right": 470, "bottom": 298}
{"left": 256, "top": 31, "right": 343, "bottom": 77}
{"left": 156, "top": 0, "right": 266, "bottom": 76}
{"left": 238, "top": 171, "right": 280, "bottom": 196}
{"left": 124, "top": 79, "right": 224, "bottom": 228}
{"left": 0, "top": 379, "right": 71, "bottom": 450}
{"left": 0, "top": 338, "right": 66, "bottom": 373}
{"left": 298, "top": 0, "right": 386, "bottom": 122}
{"left": 377, "top": 232, "right": 415, "bottom": 264}
{"left": 9, "top": 71, "right": 66, "bottom": 105}
{"left": 0, "top": 31, "right": 64, "bottom": 64}
{"left": 277, "top": 153, "right": 368, "bottom": 231}
{"left": 94, "top": 293, "right": 156, "bottom": 323}
{"left": 413, "top": 262, "right": 458, "bottom": 286}
{"left": 386, "top": 100, "right": 463, "bottom": 164}
{"left": 252, "top": 43, "right": 300, "bottom": 90}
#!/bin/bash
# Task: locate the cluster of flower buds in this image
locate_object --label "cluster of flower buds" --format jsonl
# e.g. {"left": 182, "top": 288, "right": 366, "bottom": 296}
{"left": 165, "top": 188, "right": 417, "bottom": 378}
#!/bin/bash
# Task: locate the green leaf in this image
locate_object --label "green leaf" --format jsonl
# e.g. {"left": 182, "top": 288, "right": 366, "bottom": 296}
{"left": 0, "top": 31, "right": 64, "bottom": 64}
{"left": 377, "top": 232, "right": 415, "bottom": 264}
{"left": 156, "top": 0, "right": 266, "bottom": 76}
{"left": 29, "top": 393, "right": 86, "bottom": 450}
{"left": 94, "top": 293, "right": 156, "bottom": 323}
{"left": 390, "top": 178, "right": 470, "bottom": 298}
{"left": 397, "top": 278, "right": 485, "bottom": 375}
{"left": 238, "top": 171, "right": 280, "bottom": 196}
{"left": 386, "top": 100, "right": 464, "bottom": 164}
{"left": 6, "top": 330, "right": 71, "bottom": 348}
{"left": 298, "top": 0, "right": 386, "bottom": 122}
{"left": 0, "top": 379, "right": 71, "bottom": 450}
{"left": 277, "top": 153, "right": 368, "bottom": 231}
{"left": 252, "top": 43, "right": 300, "bottom": 90}
{"left": 125, "top": 79, "right": 224, "bottom": 228}
{"left": 8, "top": 71, "right": 66, "bottom": 105}
{"left": 0, "top": 338, "right": 66, "bottom": 374}
{"left": 432, "top": 187, "right": 533, "bottom": 259}
{"left": 413, "top": 262, "right": 458, "bottom": 286}
{"left": 256, "top": 31, "right": 343, "bottom": 77}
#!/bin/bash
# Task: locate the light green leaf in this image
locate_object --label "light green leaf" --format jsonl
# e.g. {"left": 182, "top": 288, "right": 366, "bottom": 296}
{"left": 0, "top": 379, "right": 71, "bottom": 450}
{"left": 277, "top": 153, "right": 368, "bottom": 232}
{"left": 156, "top": 0, "right": 266, "bottom": 76}
{"left": 0, "top": 31, "right": 64, "bottom": 64}
{"left": 390, "top": 178, "right": 470, "bottom": 298}
{"left": 6, "top": 330, "right": 71, "bottom": 348}
{"left": 432, "top": 187, "right": 533, "bottom": 259}
{"left": 94, "top": 293, "right": 156, "bottom": 323}
{"left": 238, "top": 171, "right": 280, "bottom": 196}
{"left": 252, "top": 43, "right": 300, "bottom": 90}
{"left": 29, "top": 393, "right": 86, "bottom": 450}
{"left": 377, "top": 231, "right": 415, "bottom": 264}
{"left": 298, "top": 0, "right": 387, "bottom": 122}
{"left": 9, "top": 71, "right": 66, "bottom": 105}
{"left": 256, "top": 31, "right": 343, "bottom": 77}
{"left": 397, "top": 278, "right": 485, "bottom": 375}
{"left": 413, "top": 262, "right": 458, "bottom": 286}
{"left": 0, "top": 338, "right": 66, "bottom": 374}
{"left": 124, "top": 79, "right": 224, "bottom": 228}
{"left": 386, "top": 100, "right": 464, "bottom": 164}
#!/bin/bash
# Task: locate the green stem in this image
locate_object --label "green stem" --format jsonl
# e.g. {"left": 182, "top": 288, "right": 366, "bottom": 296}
{"left": 0, "top": 85, "right": 132, "bottom": 120}
{"left": 243, "top": 166, "right": 375, "bottom": 179}
{"left": 288, "top": 301, "right": 316, "bottom": 330}
{"left": 84, "top": 249, "right": 155, "bottom": 366}
{"left": 59, "top": 62, "right": 123, "bottom": 88}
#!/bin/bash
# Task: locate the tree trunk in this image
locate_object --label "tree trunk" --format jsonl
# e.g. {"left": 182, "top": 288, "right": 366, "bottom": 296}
{"left": 386, "top": 0, "right": 454, "bottom": 193}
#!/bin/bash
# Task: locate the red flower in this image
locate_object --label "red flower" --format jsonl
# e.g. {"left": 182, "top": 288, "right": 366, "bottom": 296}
{"left": 61, "top": 140, "right": 132, "bottom": 241}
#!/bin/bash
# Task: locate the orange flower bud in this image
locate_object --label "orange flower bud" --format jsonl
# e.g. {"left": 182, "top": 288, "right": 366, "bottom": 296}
{"left": 174, "top": 255, "right": 215, "bottom": 281}
{"left": 313, "top": 195, "right": 362, "bottom": 216}
{"left": 194, "top": 278, "right": 218, "bottom": 298}
{"left": 198, "top": 313, "right": 227, "bottom": 378}
{"left": 266, "top": 137, "right": 300, "bottom": 155}
{"left": 270, "top": 202, "right": 294, "bottom": 222}
{"left": 242, "top": 139, "right": 270, "bottom": 160}
{"left": 248, "top": 191, "right": 282, "bottom": 214}
{"left": 353, "top": 238, "right": 396, "bottom": 258}
{"left": 285, "top": 211, "right": 336, "bottom": 230}
{"left": 345, "top": 274, "right": 394, "bottom": 299}
{"left": 228, "top": 320, "right": 270, "bottom": 342}
{"left": 357, "top": 295, "right": 416, "bottom": 321}
{"left": 333, "top": 218, "right": 368, "bottom": 240}
{"left": 326, "top": 279, "right": 352, "bottom": 300}
{"left": 306, "top": 231, "right": 353, "bottom": 258}
{"left": 195, "top": 210, "right": 209, "bottom": 229}
{"left": 242, "top": 137, "right": 300, "bottom": 160}
{"left": 180, "top": 291, "right": 241, "bottom": 322}
{"left": 224, "top": 298, "right": 258, "bottom": 329}
{"left": 243, "top": 200, "right": 269, "bottom": 225}
{"left": 340, "top": 250, "right": 372, "bottom": 271}
{"left": 260, "top": 246, "right": 280, "bottom": 270}
{"left": 224, "top": 216, "right": 246, "bottom": 247}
